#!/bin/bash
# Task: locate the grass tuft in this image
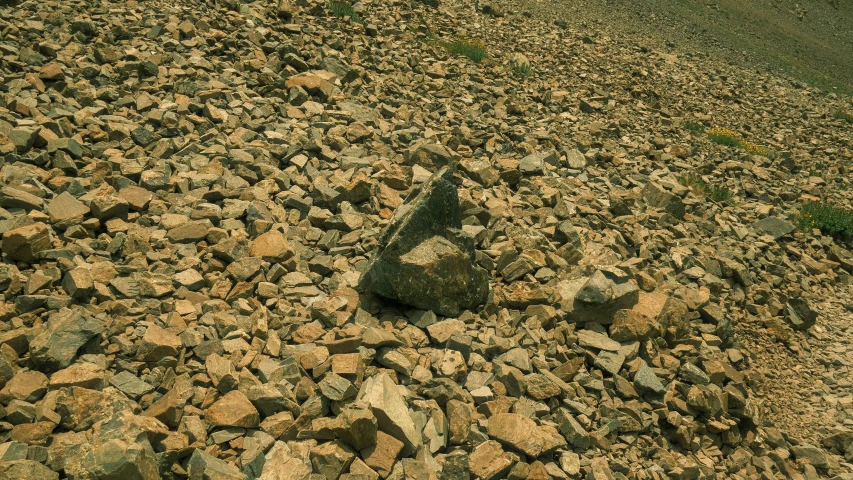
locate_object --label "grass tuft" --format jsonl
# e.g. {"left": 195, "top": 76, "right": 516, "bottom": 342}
{"left": 511, "top": 61, "right": 533, "bottom": 77}
{"left": 682, "top": 121, "right": 705, "bottom": 134}
{"left": 706, "top": 127, "right": 769, "bottom": 156}
{"left": 439, "top": 38, "right": 487, "bottom": 63}
{"left": 678, "top": 173, "right": 734, "bottom": 203}
{"left": 798, "top": 202, "right": 853, "bottom": 240}
{"left": 833, "top": 110, "right": 853, "bottom": 124}
{"left": 328, "top": 0, "right": 362, "bottom": 23}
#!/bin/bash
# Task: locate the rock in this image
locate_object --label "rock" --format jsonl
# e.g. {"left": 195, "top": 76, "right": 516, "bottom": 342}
{"left": 565, "top": 148, "right": 586, "bottom": 169}
{"left": 356, "top": 372, "right": 421, "bottom": 456}
{"left": 187, "top": 449, "right": 246, "bottom": 480}
{"left": 46, "top": 192, "right": 90, "bottom": 229}
{"left": 785, "top": 298, "right": 817, "bottom": 331}
{"left": 3, "top": 223, "right": 51, "bottom": 263}
{"left": 257, "top": 441, "right": 311, "bottom": 480}
{"left": 0, "top": 187, "right": 43, "bottom": 211}
{"left": 557, "top": 270, "right": 639, "bottom": 324}
{"left": 0, "top": 460, "right": 59, "bottom": 480}
{"left": 487, "top": 413, "right": 542, "bottom": 457}
{"left": 249, "top": 230, "right": 295, "bottom": 261}
{"left": 642, "top": 182, "right": 685, "bottom": 219}
{"left": 29, "top": 308, "right": 106, "bottom": 371}
{"left": 753, "top": 216, "right": 796, "bottom": 239}
{"left": 577, "top": 329, "right": 621, "bottom": 351}
{"left": 469, "top": 440, "right": 515, "bottom": 480}
{"left": 360, "top": 430, "right": 403, "bottom": 477}
{"left": 358, "top": 167, "right": 490, "bottom": 316}
{"left": 206, "top": 391, "right": 260, "bottom": 428}
{"left": 310, "top": 441, "right": 356, "bottom": 479}
{"left": 136, "top": 324, "right": 182, "bottom": 361}
{"left": 0, "top": 370, "right": 49, "bottom": 403}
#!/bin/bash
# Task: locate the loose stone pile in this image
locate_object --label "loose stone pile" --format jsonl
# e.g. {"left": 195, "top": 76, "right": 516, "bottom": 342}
{"left": 0, "top": 0, "right": 852, "bottom": 479}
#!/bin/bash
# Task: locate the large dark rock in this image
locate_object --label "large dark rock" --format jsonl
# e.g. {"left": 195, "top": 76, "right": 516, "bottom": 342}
{"left": 29, "top": 308, "right": 106, "bottom": 372}
{"left": 358, "top": 167, "right": 489, "bottom": 316}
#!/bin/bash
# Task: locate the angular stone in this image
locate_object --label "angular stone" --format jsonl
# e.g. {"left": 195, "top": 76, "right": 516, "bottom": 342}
{"left": 187, "top": 449, "right": 246, "bottom": 480}
{"left": 166, "top": 221, "right": 210, "bottom": 243}
{"left": 206, "top": 391, "right": 259, "bottom": 428}
{"left": 0, "top": 370, "right": 48, "bottom": 403}
{"left": 356, "top": 373, "right": 420, "bottom": 456}
{"left": 0, "top": 459, "right": 59, "bottom": 480}
{"left": 642, "top": 182, "right": 685, "bottom": 219}
{"left": 469, "top": 440, "right": 515, "bottom": 480}
{"left": 136, "top": 324, "right": 182, "bottom": 361}
{"left": 29, "top": 308, "right": 106, "bottom": 371}
{"left": 753, "top": 216, "right": 795, "bottom": 239}
{"left": 46, "top": 192, "right": 90, "bottom": 229}
{"left": 258, "top": 441, "right": 312, "bottom": 480}
{"left": 487, "top": 413, "right": 542, "bottom": 457}
{"left": 0, "top": 187, "right": 43, "bottom": 211}
{"left": 62, "top": 268, "right": 93, "bottom": 299}
{"left": 249, "top": 230, "right": 295, "bottom": 262}
{"left": 360, "top": 430, "right": 404, "bottom": 478}
{"left": 785, "top": 298, "right": 817, "bottom": 331}
{"left": 310, "top": 441, "right": 356, "bottom": 479}
{"left": 3, "top": 223, "right": 51, "bottom": 263}
{"left": 358, "top": 167, "right": 489, "bottom": 316}
{"left": 557, "top": 271, "right": 639, "bottom": 324}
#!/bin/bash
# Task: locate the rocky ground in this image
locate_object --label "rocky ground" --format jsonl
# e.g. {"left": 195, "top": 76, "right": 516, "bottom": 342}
{"left": 1, "top": 0, "right": 853, "bottom": 479}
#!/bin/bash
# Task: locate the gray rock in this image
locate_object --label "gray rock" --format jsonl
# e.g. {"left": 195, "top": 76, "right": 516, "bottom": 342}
{"left": 634, "top": 362, "right": 666, "bottom": 395}
{"left": 785, "top": 298, "right": 817, "bottom": 331}
{"left": 753, "top": 216, "right": 796, "bottom": 239}
{"left": 359, "top": 167, "right": 490, "bottom": 316}
{"left": 29, "top": 308, "right": 106, "bottom": 371}
{"left": 642, "top": 182, "right": 685, "bottom": 219}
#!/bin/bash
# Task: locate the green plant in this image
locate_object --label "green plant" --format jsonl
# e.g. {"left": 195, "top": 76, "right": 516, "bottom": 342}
{"left": 798, "top": 202, "right": 853, "bottom": 240}
{"left": 833, "top": 110, "right": 853, "bottom": 124}
{"left": 682, "top": 121, "right": 705, "bottom": 134}
{"left": 328, "top": 0, "right": 362, "bottom": 23}
{"left": 511, "top": 61, "right": 533, "bottom": 77}
{"left": 677, "top": 173, "right": 734, "bottom": 204}
{"left": 440, "top": 38, "right": 487, "bottom": 63}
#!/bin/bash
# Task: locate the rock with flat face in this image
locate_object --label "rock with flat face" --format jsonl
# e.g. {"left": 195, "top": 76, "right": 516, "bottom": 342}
{"left": 3, "top": 223, "right": 51, "bottom": 263}
{"left": 355, "top": 372, "right": 421, "bottom": 456}
{"left": 206, "top": 391, "right": 260, "bottom": 428}
{"left": 29, "top": 308, "right": 106, "bottom": 372}
{"left": 358, "top": 167, "right": 490, "bottom": 316}
{"left": 557, "top": 268, "right": 639, "bottom": 324}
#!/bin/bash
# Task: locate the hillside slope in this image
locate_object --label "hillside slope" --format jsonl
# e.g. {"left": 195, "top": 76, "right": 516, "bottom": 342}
{"left": 0, "top": 0, "right": 853, "bottom": 479}
{"left": 495, "top": 0, "right": 853, "bottom": 93}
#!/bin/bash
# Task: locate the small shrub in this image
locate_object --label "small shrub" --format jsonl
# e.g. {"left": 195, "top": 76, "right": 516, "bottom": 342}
{"left": 511, "top": 61, "right": 533, "bottom": 77}
{"left": 833, "top": 110, "right": 853, "bottom": 124}
{"left": 677, "top": 173, "right": 734, "bottom": 204}
{"left": 440, "top": 38, "right": 487, "bottom": 63}
{"left": 706, "top": 127, "right": 769, "bottom": 156}
{"left": 682, "top": 121, "right": 705, "bottom": 134}
{"left": 328, "top": 0, "right": 362, "bottom": 23}
{"left": 798, "top": 202, "right": 853, "bottom": 240}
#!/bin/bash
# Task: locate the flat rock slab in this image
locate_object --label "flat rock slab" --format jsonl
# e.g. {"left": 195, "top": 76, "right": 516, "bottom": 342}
{"left": 753, "top": 216, "right": 796, "bottom": 239}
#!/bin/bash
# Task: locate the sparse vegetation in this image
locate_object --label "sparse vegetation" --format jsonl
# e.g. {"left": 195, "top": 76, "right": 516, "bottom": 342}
{"left": 511, "top": 61, "right": 533, "bottom": 77}
{"left": 833, "top": 110, "right": 853, "bottom": 124}
{"left": 439, "top": 38, "right": 488, "bottom": 63}
{"left": 682, "top": 121, "right": 705, "bottom": 134}
{"left": 328, "top": 0, "right": 361, "bottom": 23}
{"left": 798, "top": 202, "right": 853, "bottom": 240}
{"left": 678, "top": 173, "right": 734, "bottom": 203}
{"left": 706, "top": 127, "right": 770, "bottom": 156}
